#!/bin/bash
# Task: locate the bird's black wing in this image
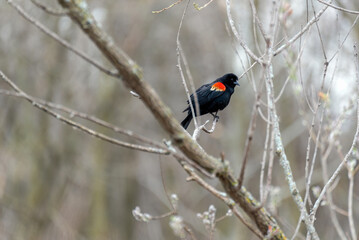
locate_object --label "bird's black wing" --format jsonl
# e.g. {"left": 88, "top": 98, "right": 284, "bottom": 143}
{"left": 184, "top": 82, "right": 226, "bottom": 112}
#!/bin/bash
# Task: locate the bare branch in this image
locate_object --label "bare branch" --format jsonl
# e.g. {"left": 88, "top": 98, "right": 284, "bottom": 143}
{"left": 183, "top": 165, "right": 263, "bottom": 239}
{"left": 318, "top": 0, "right": 359, "bottom": 15}
{"left": 302, "top": 62, "right": 330, "bottom": 230}
{"left": 347, "top": 43, "right": 359, "bottom": 240}
{"left": 192, "top": 117, "right": 219, "bottom": 140}
{"left": 193, "top": 0, "right": 215, "bottom": 11}
{"left": 30, "top": 0, "right": 68, "bottom": 15}
{"left": 201, "top": 120, "right": 216, "bottom": 134}
{"left": 265, "top": 64, "right": 319, "bottom": 239}
{"left": 152, "top": 0, "right": 184, "bottom": 14}
{"left": 311, "top": 79, "right": 359, "bottom": 217}
{"left": 310, "top": 0, "right": 328, "bottom": 61}
{"left": 176, "top": 0, "right": 200, "bottom": 131}
{"left": 0, "top": 71, "right": 169, "bottom": 155}
{"left": 263, "top": 127, "right": 275, "bottom": 203}
{"left": 6, "top": 0, "right": 117, "bottom": 77}
{"left": 328, "top": 15, "right": 359, "bottom": 63}
{"left": 348, "top": 169, "right": 357, "bottom": 240}
{"left": 249, "top": 0, "right": 265, "bottom": 55}
{"left": 260, "top": 97, "right": 272, "bottom": 202}
{"left": 0, "top": 90, "right": 165, "bottom": 149}
{"left": 225, "top": 0, "right": 263, "bottom": 64}
{"left": 274, "top": 4, "right": 329, "bottom": 56}
{"left": 238, "top": 95, "right": 259, "bottom": 188}
{"left": 275, "top": 30, "right": 309, "bottom": 102}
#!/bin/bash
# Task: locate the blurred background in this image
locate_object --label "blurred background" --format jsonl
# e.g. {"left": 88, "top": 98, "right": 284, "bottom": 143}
{"left": 0, "top": 0, "right": 358, "bottom": 239}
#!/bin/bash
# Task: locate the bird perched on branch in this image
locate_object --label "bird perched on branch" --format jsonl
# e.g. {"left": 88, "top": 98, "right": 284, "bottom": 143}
{"left": 181, "top": 73, "right": 240, "bottom": 129}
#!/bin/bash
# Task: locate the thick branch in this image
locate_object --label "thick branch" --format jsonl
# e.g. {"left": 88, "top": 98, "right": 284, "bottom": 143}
{"left": 217, "top": 174, "right": 286, "bottom": 239}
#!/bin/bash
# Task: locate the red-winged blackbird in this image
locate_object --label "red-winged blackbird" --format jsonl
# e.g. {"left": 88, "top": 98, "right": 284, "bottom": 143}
{"left": 181, "top": 73, "right": 240, "bottom": 129}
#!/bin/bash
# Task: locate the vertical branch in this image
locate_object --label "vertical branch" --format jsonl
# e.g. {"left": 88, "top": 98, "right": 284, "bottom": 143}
{"left": 260, "top": 104, "right": 271, "bottom": 202}
{"left": 6, "top": 0, "right": 116, "bottom": 76}
{"left": 348, "top": 43, "right": 359, "bottom": 240}
{"left": 238, "top": 94, "right": 259, "bottom": 188}
{"left": 274, "top": 4, "right": 329, "bottom": 55}
{"left": 303, "top": 0, "right": 332, "bottom": 210}
{"left": 309, "top": 0, "right": 328, "bottom": 61}
{"left": 304, "top": 63, "right": 328, "bottom": 210}
{"left": 263, "top": 127, "right": 275, "bottom": 203}
{"left": 176, "top": 0, "right": 199, "bottom": 131}
{"left": 320, "top": 140, "right": 346, "bottom": 239}
{"left": 266, "top": 64, "right": 319, "bottom": 239}
{"left": 249, "top": 0, "right": 264, "bottom": 56}
{"left": 348, "top": 169, "right": 357, "bottom": 240}
{"left": 179, "top": 45, "right": 199, "bottom": 128}
{"left": 312, "top": 45, "right": 359, "bottom": 217}
{"left": 317, "top": 56, "right": 346, "bottom": 239}
{"left": 225, "top": 0, "right": 262, "bottom": 64}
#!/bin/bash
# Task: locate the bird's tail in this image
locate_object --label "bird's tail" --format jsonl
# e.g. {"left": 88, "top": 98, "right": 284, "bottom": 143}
{"left": 181, "top": 114, "right": 193, "bottom": 129}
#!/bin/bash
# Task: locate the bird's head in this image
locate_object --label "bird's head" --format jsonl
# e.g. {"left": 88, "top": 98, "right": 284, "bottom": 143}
{"left": 221, "top": 73, "right": 240, "bottom": 88}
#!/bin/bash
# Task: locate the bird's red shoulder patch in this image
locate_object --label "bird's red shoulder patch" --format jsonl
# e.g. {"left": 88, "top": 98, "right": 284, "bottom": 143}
{"left": 210, "top": 82, "right": 226, "bottom": 91}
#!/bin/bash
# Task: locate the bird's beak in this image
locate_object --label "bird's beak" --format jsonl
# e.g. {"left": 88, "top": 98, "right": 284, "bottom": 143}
{"left": 234, "top": 81, "right": 240, "bottom": 86}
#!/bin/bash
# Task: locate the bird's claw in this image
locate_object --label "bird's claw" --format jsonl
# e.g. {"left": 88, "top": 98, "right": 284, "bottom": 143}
{"left": 210, "top": 112, "right": 219, "bottom": 120}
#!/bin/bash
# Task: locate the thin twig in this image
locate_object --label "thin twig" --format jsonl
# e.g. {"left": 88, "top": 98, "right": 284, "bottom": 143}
{"left": 260, "top": 83, "right": 272, "bottom": 203}
{"left": 274, "top": 4, "right": 329, "bottom": 56}
{"left": 304, "top": 64, "right": 329, "bottom": 217}
{"left": 179, "top": 43, "right": 201, "bottom": 129}
{"left": 297, "top": 26, "right": 315, "bottom": 113}
{"left": 260, "top": 62, "right": 274, "bottom": 203}
{"left": 183, "top": 165, "right": 263, "bottom": 239}
{"left": 348, "top": 170, "right": 357, "bottom": 240}
{"left": 0, "top": 71, "right": 168, "bottom": 155}
{"left": 30, "top": 0, "right": 68, "bottom": 15}
{"left": 152, "top": 0, "right": 184, "bottom": 13}
{"left": 192, "top": 117, "right": 219, "bottom": 140}
{"left": 150, "top": 211, "right": 176, "bottom": 220}
{"left": 238, "top": 95, "right": 259, "bottom": 188}
{"left": 176, "top": 0, "right": 200, "bottom": 132}
{"left": 6, "top": 0, "right": 117, "bottom": 77}
{"left": 225, "top": 21, "right": 261, "bottom": 96}
{"left": 183, "top": 226, "right": 199, "bottom": 240}
{"left": 249, "top": 0, "right": 265, "bottom": 55}
{"left": 275, "top": 32, "right": 309, "bottom": 102}
{"left": 310, "top": 0, "right": 328, "bottom": 61}
{"left": 328, "top": 15, "right": 359, "bottom": 63}
{"left": 263, "top": 127, "right": 275, "bottom": 204}
{"left": 266, "top": 64, "right": 319, "bottom": 239}
{"left": 317, "top": 0, "right": 359, "bottom": 15}
{"left": 0, "top": 89, "right": 166, "bottom": 149}
{"left": 171, "top": 152, "right": 215, "bottom": 179}
{"left": 202, "top": 118, "right": 218, "bottom": 134}
{"left": 311, "top": 99, "right": 359, "bottom": 216}
{"left": 319, "top": 110, "right": 347, "bottom": 238}
{"left": 193, "top": 0, "right": 215, "bottom": 11}
{"left": 267, "top": 0, "right": 281, "bottom": 49}
{"left": 347, "top": 43, "right": 359, "bottom": 240}
{"left": 159, "top": 157, "right": 177, "bottom": 211}
{"left": 257, "top": 106, "right": 272, "bottom": 124}
{"left": 226, "top": 0, "right": 263, "bottom": 64}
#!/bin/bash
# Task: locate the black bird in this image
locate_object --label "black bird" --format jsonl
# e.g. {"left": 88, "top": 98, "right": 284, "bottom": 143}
{"left": 181, "top": 73, "right": 240, "bottom": 129}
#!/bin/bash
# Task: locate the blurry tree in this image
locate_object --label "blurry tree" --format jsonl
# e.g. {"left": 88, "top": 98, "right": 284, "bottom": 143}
{"left": 0, "top": 0, "right": 359, "bottom": 239}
